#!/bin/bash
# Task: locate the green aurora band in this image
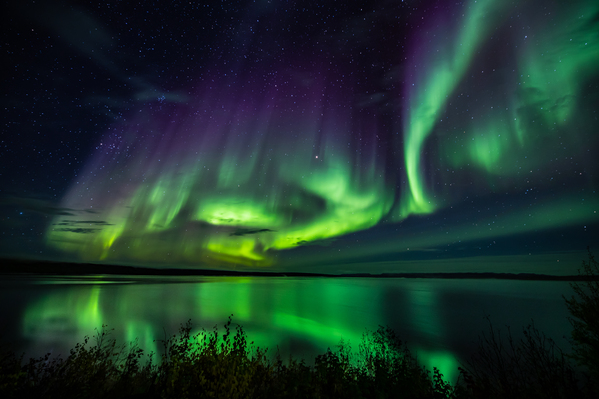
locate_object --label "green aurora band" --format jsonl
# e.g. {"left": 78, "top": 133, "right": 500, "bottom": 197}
{"left": 46, "top": 0, "right": 599, "bottom": 268}
{"left": 47, "top": 67, "right": 395, "bottom": 266}
{"left": 401, "top": 0, "right": 507, "bottom": 217}
{"left": 442, "top": 0, "right": 599, "bottom": 177}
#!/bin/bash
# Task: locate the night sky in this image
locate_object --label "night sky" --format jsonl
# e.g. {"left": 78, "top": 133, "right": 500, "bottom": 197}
{"left": 1, "top": 0, "right": 598, "bottom": 273}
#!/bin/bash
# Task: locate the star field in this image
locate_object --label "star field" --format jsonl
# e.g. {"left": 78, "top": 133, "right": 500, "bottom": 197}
{"left": 1, "top": 0, "right": 597, "bottom": 272}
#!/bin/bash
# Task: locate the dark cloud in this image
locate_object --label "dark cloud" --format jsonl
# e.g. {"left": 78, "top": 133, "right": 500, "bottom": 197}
{"left": 295, "top": 238, "right": 336, "bottom": 247}
{"left": 54, "top": 220, "right": 113, "bottom": 226}
{"left": 54, "top": 228, "right": 101, "bottom": 234}
{"left": 0, "top": 196, "right": 76, "bottom": 216}
{"left": 229, "top": 228, "right": 275, "bottom": 237}
{"left": 0, "top": 195, "right": 111, "bottom": 219}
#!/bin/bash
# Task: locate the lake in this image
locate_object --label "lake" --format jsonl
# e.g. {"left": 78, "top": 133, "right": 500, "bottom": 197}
{"left": 0, "top": 275, "right": 575, "bottom": 383}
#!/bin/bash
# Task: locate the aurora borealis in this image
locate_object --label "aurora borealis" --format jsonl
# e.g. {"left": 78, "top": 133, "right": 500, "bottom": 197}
{"left": 1, "top": 0, "right": 598, "bottom": 272}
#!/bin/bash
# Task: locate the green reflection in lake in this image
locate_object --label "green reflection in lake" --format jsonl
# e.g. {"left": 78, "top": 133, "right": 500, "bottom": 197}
{"left": 18, "top": 277, "right": 572, "bottom": 383}
{"left": 24, "top": 285, "right": 102, "bottom": 341}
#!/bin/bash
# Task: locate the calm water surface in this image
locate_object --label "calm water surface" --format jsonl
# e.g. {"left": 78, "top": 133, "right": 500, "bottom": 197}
{"left": 0, "top": 276, "right": 574, "bottom": 382}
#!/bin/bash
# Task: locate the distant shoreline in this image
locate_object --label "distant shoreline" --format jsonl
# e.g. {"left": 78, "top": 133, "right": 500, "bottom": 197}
{"left": 0, "top": 258, "right": 595, "bottom": 281}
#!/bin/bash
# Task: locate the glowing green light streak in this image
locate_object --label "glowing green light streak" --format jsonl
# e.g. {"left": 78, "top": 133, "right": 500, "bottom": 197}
{"left": 416, "top": 348, "right": 459, "bottom": 384}
{"left": 23, "top": 286, "right": 103, "bottom": 342}
{"left": 467, "top": 125, "right": 508, "bottom": 174}
{"left": 206, "top": 236, "right": 271, "bottom": 266}
{"left": 443, "top": 0, "right": 599, "bottom": 175}
{"left": 197, "top": 198, "right": 284, "bottom": 228}
{"left": 272, "top": 157, "right": 394, "bottom": 250}
{"left": 341, "top": 194, "right": 599, "bottom": 262}
{"left": 126, "top": 321, "right": 158, "bottom": 356}
{"left": 402, "top": 0, "right": 504, "bottom": 217}
{"left": 516, "top": 1, "right": 599, "bottom": 126}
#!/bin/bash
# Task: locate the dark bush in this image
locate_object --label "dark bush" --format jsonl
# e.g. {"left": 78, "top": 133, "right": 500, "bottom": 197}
{"left": 564, "top": 248, "right": 599, "bottom": 383}
{"left": 459, "top": 319, "right": 580, "bottom": 399}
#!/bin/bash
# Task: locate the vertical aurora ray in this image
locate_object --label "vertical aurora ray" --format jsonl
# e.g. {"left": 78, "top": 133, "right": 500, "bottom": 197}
{"left": 400, "top": 0, "right": 505, "bottom": 218}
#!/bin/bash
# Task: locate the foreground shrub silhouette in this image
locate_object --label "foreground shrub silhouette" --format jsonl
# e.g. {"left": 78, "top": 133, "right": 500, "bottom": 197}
{"left": 564, "top": 248, "right": 599, "bottom": 385}
{"left": 0, "top": 315, "right": 592, "bottom": 398}
{"left": 155, "top": 318, "right": 454, "bottom": 398}
{"left": 354, "top": 326, "right": 453, "bottom": 398}
{"left": 155, "top": 316, "right": 271, "bottom": 398}
{"left": 0, "top": 317, "right": 455, "bottom": 399}
{"left": 458, "top": 320, "right": 580, "bottom": 399}
{"left": 263, "top": 326, "right": 453, "bottom": 398}
{"left": 0, "top": 326, "right": 154, "bottom": 399}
